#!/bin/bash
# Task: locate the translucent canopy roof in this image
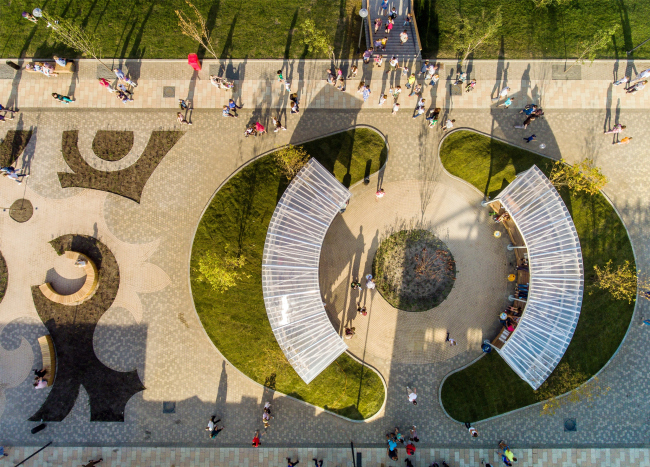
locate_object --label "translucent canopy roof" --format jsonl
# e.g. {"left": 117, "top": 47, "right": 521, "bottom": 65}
{"left": 494, "top": 165, "right": 584, "bottom": 389}
{"left": 262, "top": 159, "right": 351, "bottom": 384}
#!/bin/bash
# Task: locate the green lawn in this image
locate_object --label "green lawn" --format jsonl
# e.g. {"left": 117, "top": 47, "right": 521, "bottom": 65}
{"left": 0, "top": 0, "right": 361, "bottom": 59}
{"left": 439, "top": 131, "right": 635, "bottom": 422}
{"left": 191, "top": 129, "right": 387, "bottom": 420}
{"left": 415, "top": 0, "right": 650, "bottom": 59}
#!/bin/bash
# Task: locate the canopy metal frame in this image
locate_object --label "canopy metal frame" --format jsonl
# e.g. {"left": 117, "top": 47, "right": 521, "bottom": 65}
{"left": 494, "top": 165, "right": 584, "bottom": 390}
{"left": 262, "top": 159, "right": 351, "bottom": 384}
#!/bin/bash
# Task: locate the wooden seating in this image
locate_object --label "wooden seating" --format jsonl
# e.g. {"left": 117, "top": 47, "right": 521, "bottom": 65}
{"left": 37, "top": 335, "right": 56, "bottom": 386}
{"left": 24, "top": 60, "right": 75, "bottom": 74}
{"left": 39, "top": 251, "right": 99, "bottom": 306}
{"left": 491, "top": 327, "right": 510, "bottom": 350}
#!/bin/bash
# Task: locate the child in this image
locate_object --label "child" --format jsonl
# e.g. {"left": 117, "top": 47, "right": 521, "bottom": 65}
{"left": 276, "top": 69, "right": 283, "bottom": 82}
{"left": 379, "top": 94, "right": 388, "bottom": 106}
{"left": 349, "top": 65, "right": 358, "bottom": 78}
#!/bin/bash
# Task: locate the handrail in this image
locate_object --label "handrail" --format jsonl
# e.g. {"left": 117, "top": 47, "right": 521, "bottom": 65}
{"left": 410, "top": 0, "right": 423, "bottom": 59}
{"left": 366, "top": 0, "right": 374, "bottom": 51}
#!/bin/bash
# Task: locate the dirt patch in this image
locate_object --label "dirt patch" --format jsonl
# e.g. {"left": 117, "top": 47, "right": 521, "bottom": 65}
{"left": 30, "top": 234, "right": 145, "bottom": 422}
{"left": 9, "top": 198, "right": 33, "bottom": 223}
{"left": 0, "top": 249, "right": 7, "bottom": 304}
{"left": 92, "top": 130, "right": 134, "bottom": 161}
{"left": 58, "top": 130, "right": 184, "bottom": 203}
{"left": 373, "top": 230, "right": 456, "bottom": 312}
{"left": 0, "top": 130, "right": 32, "bottom": 167}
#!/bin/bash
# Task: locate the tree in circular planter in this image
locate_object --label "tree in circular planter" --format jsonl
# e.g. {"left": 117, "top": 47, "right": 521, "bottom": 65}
{"left": 372, "top": 229, "right": 456, "bottom": 312}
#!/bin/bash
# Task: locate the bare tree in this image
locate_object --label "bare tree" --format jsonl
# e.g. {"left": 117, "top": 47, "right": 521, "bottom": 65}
{"left": 565, "top": 25, "right": 619, "bottom": 73}
{"left": 175, "top": 1, "right": 219, "bottom": 60}
{"left": 450, "top": 7, "right": 503, "bottom": 66}
{"left": 40, "top": 12, "right": 111, "bottom": 72}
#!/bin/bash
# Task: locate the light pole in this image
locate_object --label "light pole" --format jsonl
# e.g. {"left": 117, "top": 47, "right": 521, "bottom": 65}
{"left": 358, "top": 8, "right": 368, "bottom": 52}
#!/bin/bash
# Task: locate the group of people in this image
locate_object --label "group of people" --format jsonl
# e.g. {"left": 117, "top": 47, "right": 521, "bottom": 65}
{"left": 385, "top": 425, "right": 419, "bottom": 461}
{"left": 95, "top": 67, "right": 139, "bottom": 105}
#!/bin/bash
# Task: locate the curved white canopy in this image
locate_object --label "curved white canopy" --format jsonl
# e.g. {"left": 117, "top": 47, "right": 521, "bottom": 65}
{"left": 262, "top": 158, "right": 351, "bottom": 384}
{"left": 494, "top": 165, "right": 584, "bottom": 389}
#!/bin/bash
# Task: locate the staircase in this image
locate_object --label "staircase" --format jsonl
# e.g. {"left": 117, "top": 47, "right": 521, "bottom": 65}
{"left": 365, "top": 0, "right": 421, "bottom": 59}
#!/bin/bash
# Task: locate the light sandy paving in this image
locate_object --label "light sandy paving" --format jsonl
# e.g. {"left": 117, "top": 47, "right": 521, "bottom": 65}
{"left": 0, "top": 58, "right": 648, "bottom": 449}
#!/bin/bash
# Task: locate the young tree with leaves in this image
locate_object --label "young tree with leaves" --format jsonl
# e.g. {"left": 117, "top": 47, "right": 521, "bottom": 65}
{"left": 175, "top": 1, "right": 219, "bottom": 60}
{"left": 592, "top": 259, "right": 644, "bottom": 303}
{"left": 301, "top": 19, "right": 333, "bottom": 60}
{"left": 565, "top": 25, "right": 619, "bottom": 73}
{"left": 548, "top": 158, "right": 608, "bottom": 195}
{"left": 196, "top": 248, "right": 249, "bottom": 294}
{"left": 274, "top": 145, "right": 310, "bottom": 180}
{"left": 450, "top": 7, "right": 502, "bottom": 66}
{"left": 40, "top": 12, "right": 111, "bottom": 72}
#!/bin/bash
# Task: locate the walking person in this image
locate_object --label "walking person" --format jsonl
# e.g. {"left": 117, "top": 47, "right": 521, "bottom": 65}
{"left": 228, "top": 98, "right": 243, "bottom": 115}
{"left": 363, "top": 48, "right": 373, "bottom": 64}
{"left": 206, "top": 415, "right": 224, "bottom": 439}
{"left": 179, "top": 99, "right": 191, "bottom": 111}
{"left": 286, "top": 457, "right": 300, "bottom": 467}
{"left": 406, "top": 386, "right": 417, "bottom": 405}
{"left": 614, "top": 136, "right": 632, "bottom": 145}
{"left": 391, "top": 102, "right": 400, "bottom": 115}
{"left": 273, "top": 116, "right": 287, "bottom": 132}
{"left": 406, "top": 73, "right": 416, "bottom": 89}
{"left": 613, "top": 76, "right": 629, "bottom": 87}
{"left": 626, "top": 80, "right": 647, "bottom": 93}
{"left": 384, "top": 18, "right": 394, "bottom": 34}
{"left": 349, "top": 65, "right": 358, "bottom": 78}
{"left": 464, "top": 422, "right": 478, "bottom": 438}
{"left": 177, "top": 112, "right": 192, "bottom": 125}
{"left": 313, "top": 459, "right": 323, "bottom": 467}
{"left": 379, "top": 0, "right": 389, "bottom": 16}
{"left": 604, "top": 123, "right": 626, "bottom": 134}
{"left": 445, "top": 331, "right": 457, "bottom": 345}
{"left": 400, "top": 30, "right": 409, "bottom": 46}
{"left": 404, "top": 13, "right": 413, "bottom": 26}
{"left": 443, "top": 119, "right": 455, "bottom": 132}
{"left": 2, "top": 166, "right": 29, "bottom": 184}
{"left": 222, "top": 105, "right": 237, "bottom": 118}
{"left": 113, "top": 67, "right": 137, "bottom": 87}
{"left": 252, "top": 430, "right": 261, "bottom": 447}
{"left": 365, "top": 274, "right": 376, "bottom": 289}
{"left": 52, "top": 92, "right": 73, "bottom": 104}
{"left": 632, "top": 68, "right": 650, "bottom": 82}
{"left": 493, "top": 86, "right": 510, "bottom": 102}
{"left": 409, "top": 425, "right": 419, "bottom": 442}
{"left": 255, "top": 122, "right": 267, "bottom": 136}
{"left": 523, "top": 134, "right": 536, "bottom": 143}
{"left": 374, "top": 17, "right": 382, "bottom": 33}
{"left": 413, "top": 98, "right": 425, "bottom": 118}
{"left": 498, "top": 97, "right": 514, "bottom": 108}
{"left": 362, "top": 86, "right": 371, "bottom": 102}
{"left": 465, "top": 79, "right": 477, "bottom": 92}
{"left": 387, "top": 56, "right": 399, "bottom": 74}
{"left": 276, "top": 69, "right": 284, "bottom": 82}
{"left": 0, "top": 110, "right": 15, "bottom": 123}
{"left": 379, "top": 94, "right": 388, "bottom": 106}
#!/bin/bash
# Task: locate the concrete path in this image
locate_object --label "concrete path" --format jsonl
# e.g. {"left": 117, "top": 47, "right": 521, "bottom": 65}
{"left": 0, "top": 58, "right": 649, "bottom": 451}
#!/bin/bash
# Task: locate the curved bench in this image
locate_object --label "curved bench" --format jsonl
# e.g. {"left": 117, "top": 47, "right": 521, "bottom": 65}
{"left": 491, "top": 165, "right": 584, "bottom": 389}
{"left": 37, "top": 335, "right": 56, "bottom": 386}
{"left": 262, "top": 159, "right": 351, "bottom": 384}
{"left": 39, "top": 251, "right": 99, "bottom": 306}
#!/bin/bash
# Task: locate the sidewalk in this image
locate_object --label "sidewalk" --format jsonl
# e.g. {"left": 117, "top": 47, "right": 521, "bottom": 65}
{"left": 1, "top": 59, "right": 649, "bottom": 110}
{"left": 3, "top": 446, "right": 648, "bottom": 467}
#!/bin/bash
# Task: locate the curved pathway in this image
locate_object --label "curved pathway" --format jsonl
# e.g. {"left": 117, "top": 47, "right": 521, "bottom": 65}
{"left": 0, "top": 58, "right": 648, "bottom": 448}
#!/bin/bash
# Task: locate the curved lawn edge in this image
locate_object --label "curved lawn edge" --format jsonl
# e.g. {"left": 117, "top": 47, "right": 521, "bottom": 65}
{"left": 436, "top": 127, "right": 639, "bottom": 423}
{"left": 188, "top": 126, "right": 389, "bottom": 422}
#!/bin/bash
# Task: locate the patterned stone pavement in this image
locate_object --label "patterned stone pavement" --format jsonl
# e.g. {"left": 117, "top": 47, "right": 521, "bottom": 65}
{"left": 1, "top": 446, "right": 648, "bottom": 467}
{"left": 0, "top": 58, "right": 649, "bottom": 455}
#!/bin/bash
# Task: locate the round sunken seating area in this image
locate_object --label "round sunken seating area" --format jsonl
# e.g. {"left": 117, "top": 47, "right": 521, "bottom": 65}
{"left": 39, "top": 251, "right": 99, "bottom": 305}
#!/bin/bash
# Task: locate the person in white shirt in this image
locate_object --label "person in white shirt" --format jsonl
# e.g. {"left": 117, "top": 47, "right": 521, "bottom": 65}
{"left": 444, "top": 119, "right": 455, "bottom": 131}
{"left": 406, "top": 386, "right": 417, "bottom": 405}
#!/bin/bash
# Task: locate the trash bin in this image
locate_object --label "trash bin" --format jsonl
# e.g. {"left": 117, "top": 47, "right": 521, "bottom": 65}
{"left": 188, "top": 53, "right": 201, "bottom": 71}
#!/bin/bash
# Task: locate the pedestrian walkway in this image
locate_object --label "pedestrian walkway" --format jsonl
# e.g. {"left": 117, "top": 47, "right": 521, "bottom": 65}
{"left": 1, "top": 59, "right": 648, "bottom": 110}
{"left": 2, "top": 446, "right": 648, "bottom": 467}
{"left": 0, "top": 58, "right": 649, "bottom": 449}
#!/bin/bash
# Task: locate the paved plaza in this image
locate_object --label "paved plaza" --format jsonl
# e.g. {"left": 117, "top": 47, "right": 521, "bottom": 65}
{"left": 0, "top": 56, "right": 650, "bottom": 463}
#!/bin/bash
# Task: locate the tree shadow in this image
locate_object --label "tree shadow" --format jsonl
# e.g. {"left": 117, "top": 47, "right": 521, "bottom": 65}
{"left": 196, "top": 1, "right": 221, "bottom": 61}
{"left": 127, "top": 1, "right": 155, "bottom": 60}
{"left": 283, "top": 9, "right": 299, "bottom": 60}
{"left": 220, "top": 13, "right": 239, "bottom": 59}
{"left": 414, "top": 0, "right": 439, "bottom": 58}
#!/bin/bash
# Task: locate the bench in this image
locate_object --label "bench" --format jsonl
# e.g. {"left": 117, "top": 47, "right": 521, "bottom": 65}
{"left": 24, "top": 61, "right": 75, "bottom": 74}
{"left": 39, "top": 251, "right": 99, "bottom": 306}
{"left": 37, "top": 335, "right": 56, "bottom": 386}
